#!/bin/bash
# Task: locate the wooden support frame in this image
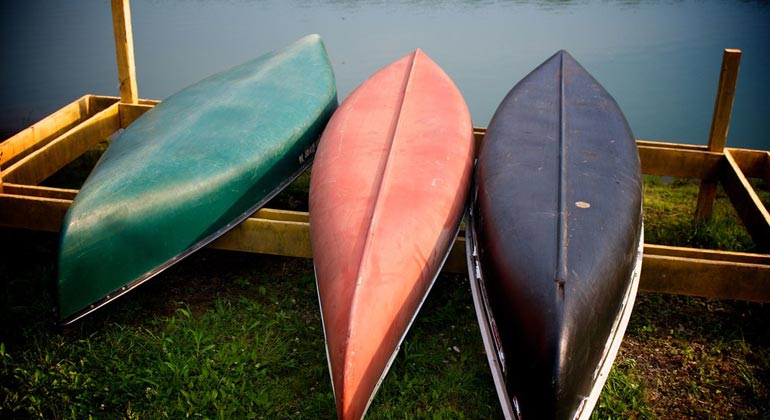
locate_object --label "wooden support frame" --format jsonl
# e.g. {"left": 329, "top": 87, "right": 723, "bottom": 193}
{"left": 1, "top": 95, "right": 769, "bottom": 303}
{"left": 0, "top": 35, "right": 767, "bottom": 302}
{"left": 1, "top": 181, "right": 769, "bottom": 302}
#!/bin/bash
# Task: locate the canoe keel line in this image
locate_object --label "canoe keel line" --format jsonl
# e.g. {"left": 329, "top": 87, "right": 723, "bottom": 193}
{"left": 57, "top": 35, "right": 338, "bottom": 325}
{"left": 466, "top": 50, "right": 644, "bottom": 419}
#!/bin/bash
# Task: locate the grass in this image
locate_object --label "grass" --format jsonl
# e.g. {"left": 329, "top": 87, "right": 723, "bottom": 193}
{"left": 0, "top": 233, "right": 498, "bottom": 419}
{"left": 1, "top": 170, "right": 769, "bottom": 418}
{"left": 641, "top": 176, "right": 763, "bottom": 253}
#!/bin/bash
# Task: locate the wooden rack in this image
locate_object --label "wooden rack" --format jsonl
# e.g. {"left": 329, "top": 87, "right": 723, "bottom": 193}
{"left": 1, "top": 0, "right": 768, "bottom": 302}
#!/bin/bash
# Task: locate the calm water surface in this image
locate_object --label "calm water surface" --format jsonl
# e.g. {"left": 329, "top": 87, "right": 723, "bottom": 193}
{"left": 1, "top": 0, "right": 768, "bottom": 149}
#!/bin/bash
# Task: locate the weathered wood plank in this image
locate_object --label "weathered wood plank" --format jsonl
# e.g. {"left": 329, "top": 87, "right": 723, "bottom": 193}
{"left": 111, "top": 0, "right": 138, "bottom": 104}
{"left": 2, "top": 104, "right": 120, "bottom": 185}
{"left": 0, "top": 194, "right": 70, "bottom": 232}
{"left": 637, "top": 144, "right": 723, "bottom": 179}
{"left": 2, "top": 183, "right": 77, "bottom": 200}
{"left": 251, "top": 208, "right": 310, "bottom": 223}
{"left": 1, "top": 96, "right": 94, "bottom": 169}
{"left": 639, "top": 254, "right": 769, "bottom": 302}
{"left": 644, "top": 243, "right": 770, "bottom": 265}
{"left": 722, "top": 149, "right": 770, "bottom": 250}
{"left": 89, "top": 95, "right": 122, "bottom": 113}
{"left": 695, "top": 182, "right": 720, "bottom": 220}
{"left": 210, "top": 217, "right": 313, "bottom": 258}
{"left": 764, "top": 152, "right": 770, "bottom": 188}
{"left": 119, "top": 103, "right": 155, "bottom": 128}
{"left": 139, "top": 99, "right": 161, "bottom": 106}
{"left": 636, "top": 140, "right": 709, "bottom": 152}
{"left": 696, "top": 49, "right": 742, "bottom": 220}
{"left": 707, "top": 49, "right": 742, "bottom": 153}
{"left": 727, "top": 148, "right": 769, "bottom": 179}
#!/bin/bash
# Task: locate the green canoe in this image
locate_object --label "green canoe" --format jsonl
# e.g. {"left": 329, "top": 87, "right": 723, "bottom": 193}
{"left": 57, "top": 34, "right": 337, "bottom": 325}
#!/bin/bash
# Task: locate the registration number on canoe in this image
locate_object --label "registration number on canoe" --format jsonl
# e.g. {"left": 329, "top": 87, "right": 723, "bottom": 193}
{"left": 298, "top": 141, "right": 318, "bottom": 164}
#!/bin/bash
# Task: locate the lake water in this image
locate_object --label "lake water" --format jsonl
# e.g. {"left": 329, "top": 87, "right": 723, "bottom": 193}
{"left": 1, "top": 0, "right": 768, "bottom": 150}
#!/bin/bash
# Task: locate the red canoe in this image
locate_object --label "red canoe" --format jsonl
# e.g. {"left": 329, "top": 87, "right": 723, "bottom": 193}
{"left": 309, "top": 49, "right": 474, "bottom": 420}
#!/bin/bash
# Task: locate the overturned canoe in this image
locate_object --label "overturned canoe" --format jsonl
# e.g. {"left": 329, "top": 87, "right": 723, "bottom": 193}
{"left": 466, "top": 50, "right": 643, "bottom": 420}
{"left": 310, "top": 49, "right": 474, "bottom": 420}
{"left": 57, "top": 34, "right": 337, "bottom": 325}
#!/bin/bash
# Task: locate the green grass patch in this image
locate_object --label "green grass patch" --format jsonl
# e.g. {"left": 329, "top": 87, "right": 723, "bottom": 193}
{"left": 592, "top": 358, "right": 652, "bottom": 419}
{"left": 642, "top": 176, "right": 758, "bottom": 252}
{"left": 0, "top": 231, "right": 499, "bottom": 419}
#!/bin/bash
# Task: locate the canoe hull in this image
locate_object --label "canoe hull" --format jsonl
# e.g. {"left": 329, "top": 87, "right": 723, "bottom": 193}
{"left": 310, "top": 49, "right": 474, "bottom": 420}
{"left": 467, "top": 50, "right": 643, "bottom": 420}
{"left": 57, "top": 35, "right": 337, "bottom": 324}
{"left": 467, "top": 207, "right": 643, "bottom": 419}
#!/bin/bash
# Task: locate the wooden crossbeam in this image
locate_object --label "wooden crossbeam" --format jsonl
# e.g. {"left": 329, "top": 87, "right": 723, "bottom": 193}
{"left": 722, "top": 149, "right": 770, "bottom": 250}
{"left": 251, "top": 208, "right": 310, "bottom": 223}
{"left": 0, "top": 98, "right": 154, "bottom": 187}
{"left": 0, "top": 96, "right": 89, "bottom": 168}
{"left": 637, "top": 143, "right": 723, "bottom": 179}
{"left": 0, "top": 193, "right": 71, "bottom": 232}
{"left": 636, "top": 139, "right": 708, "bottom": 152}
{"left": 2, "top": 183, "right": 77, "bottom": 200}
{"left": 644, "top": 243, "right": 769, "bottom": 265}
{"left": 2, "top": 190, "right": 768, "bottom": 302}
{"left": 119, "top": 103, "right": 155, "bottom": 128}
{"left": 1, "top": 96, "right": 97, "bottom": 169}
{"left": 641, "top": 254, "right": 770, "bottom": 302}
{"left": 728, "top": 148, "right": 769, "bottom": 180}
{"left": 2, "top": 104, "right": 121, "bottom": 185}
{"left": 211, "top": 217, "right": 313, "bottom": 258}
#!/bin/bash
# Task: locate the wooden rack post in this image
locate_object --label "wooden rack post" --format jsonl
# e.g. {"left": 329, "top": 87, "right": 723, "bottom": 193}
{"left": 111, "top": 0, "right": 139, "bottom": 104}
{"left": 695, "top": 49, "right": 741, "bottom": 219}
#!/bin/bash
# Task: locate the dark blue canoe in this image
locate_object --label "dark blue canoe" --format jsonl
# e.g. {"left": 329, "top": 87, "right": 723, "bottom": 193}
{"left": 466, "top": 50, "right": 643, "bottom": 420}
